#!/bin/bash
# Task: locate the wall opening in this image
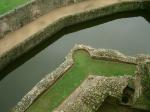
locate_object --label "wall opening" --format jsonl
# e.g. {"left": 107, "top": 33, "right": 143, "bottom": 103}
{"left": 122, "top": 86, "right": 135, "bottom": 104}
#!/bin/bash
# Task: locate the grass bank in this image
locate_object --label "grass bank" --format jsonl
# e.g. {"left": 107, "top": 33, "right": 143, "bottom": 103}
{"left": 26, "top": 50, "right": 136, "bottom": 112}
{"left": 0, "top": 0, "right": 29, "bottom": 15}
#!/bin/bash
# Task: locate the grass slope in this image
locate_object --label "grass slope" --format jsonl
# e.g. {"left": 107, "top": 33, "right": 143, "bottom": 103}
{"left": 26, "top": 50, "right": 136, "bottom": 112}
{"left": 0, "top": 0, "right": 30, "bottom": 15}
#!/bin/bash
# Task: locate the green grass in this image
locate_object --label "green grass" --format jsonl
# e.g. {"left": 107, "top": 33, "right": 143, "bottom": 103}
{"left": 26, "top": 50, "right": 136, "bottom": 112}
{"left": 0, "top": 0, "right": 30, "bottom": 15}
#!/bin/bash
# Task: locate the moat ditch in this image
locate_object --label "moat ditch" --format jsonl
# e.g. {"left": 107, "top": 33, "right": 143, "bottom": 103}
{"left": 0, "top": 10, "right": 150, "bottom": 112}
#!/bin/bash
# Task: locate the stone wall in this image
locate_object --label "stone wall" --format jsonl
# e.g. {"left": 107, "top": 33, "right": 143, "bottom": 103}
{"left": 54, "top": 75, "right": 132, "bottom": 112}
{"left": 1, "top": 0, "right": 150, "bottom": 71}
{"left": 0, "top": 0, "right": 86, "bottom": 38}
{"left": 0, "top": 0, "right": 149, "bottom": 111}
{"left": 10, "top": 42, "right": 149, "bottom": 111}
{"left": 11, "top": 44, "right": 150, "bottom": 112}
{"left": 0, "top": 0, "right": 150, "bottom": 38}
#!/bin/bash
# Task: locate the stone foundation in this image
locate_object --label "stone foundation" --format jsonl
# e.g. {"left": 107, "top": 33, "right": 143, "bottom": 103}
{"left": 11, "top": 44, "right": 150, "bottom": 112}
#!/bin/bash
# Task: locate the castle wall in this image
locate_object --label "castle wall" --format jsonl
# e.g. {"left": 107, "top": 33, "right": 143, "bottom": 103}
{"left": 0, "top": 0, "right": 86, "bottom": 38}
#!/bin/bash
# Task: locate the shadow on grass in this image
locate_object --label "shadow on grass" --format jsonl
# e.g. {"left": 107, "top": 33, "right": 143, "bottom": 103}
{"left": 97, "top": 96, "right": 150, "bottom": 112}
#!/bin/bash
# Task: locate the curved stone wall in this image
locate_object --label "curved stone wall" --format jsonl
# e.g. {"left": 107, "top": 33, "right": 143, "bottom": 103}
{"left": 0, "top": 0, "right": 150, "bottom": 72}
{"left": 0, "top": 0, "right": 86, "bottom": 38}
{"left": 11, "top": 44, "right": 150, "bottom": 112}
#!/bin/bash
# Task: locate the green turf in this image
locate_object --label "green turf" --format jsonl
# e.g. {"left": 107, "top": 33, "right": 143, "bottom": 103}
{"left": 25, "top": 50, "right": 136, "bottom": 112}
{"left": 0, "top": 0, "right": 30, "bottom": 15}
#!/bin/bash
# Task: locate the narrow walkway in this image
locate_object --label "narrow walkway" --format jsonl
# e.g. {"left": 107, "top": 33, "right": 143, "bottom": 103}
{"left": 0, "top": 0, "right": 119, "bottom": 55}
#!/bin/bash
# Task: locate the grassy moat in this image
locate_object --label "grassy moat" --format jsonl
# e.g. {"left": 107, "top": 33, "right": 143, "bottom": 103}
{"left": 25, "top": 50, "right": 136, "bottom": 112}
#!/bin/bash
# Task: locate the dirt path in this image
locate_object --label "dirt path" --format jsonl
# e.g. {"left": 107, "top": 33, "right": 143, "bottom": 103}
{"left": 0, "top": 0, "right": 119, "bottom": 55}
